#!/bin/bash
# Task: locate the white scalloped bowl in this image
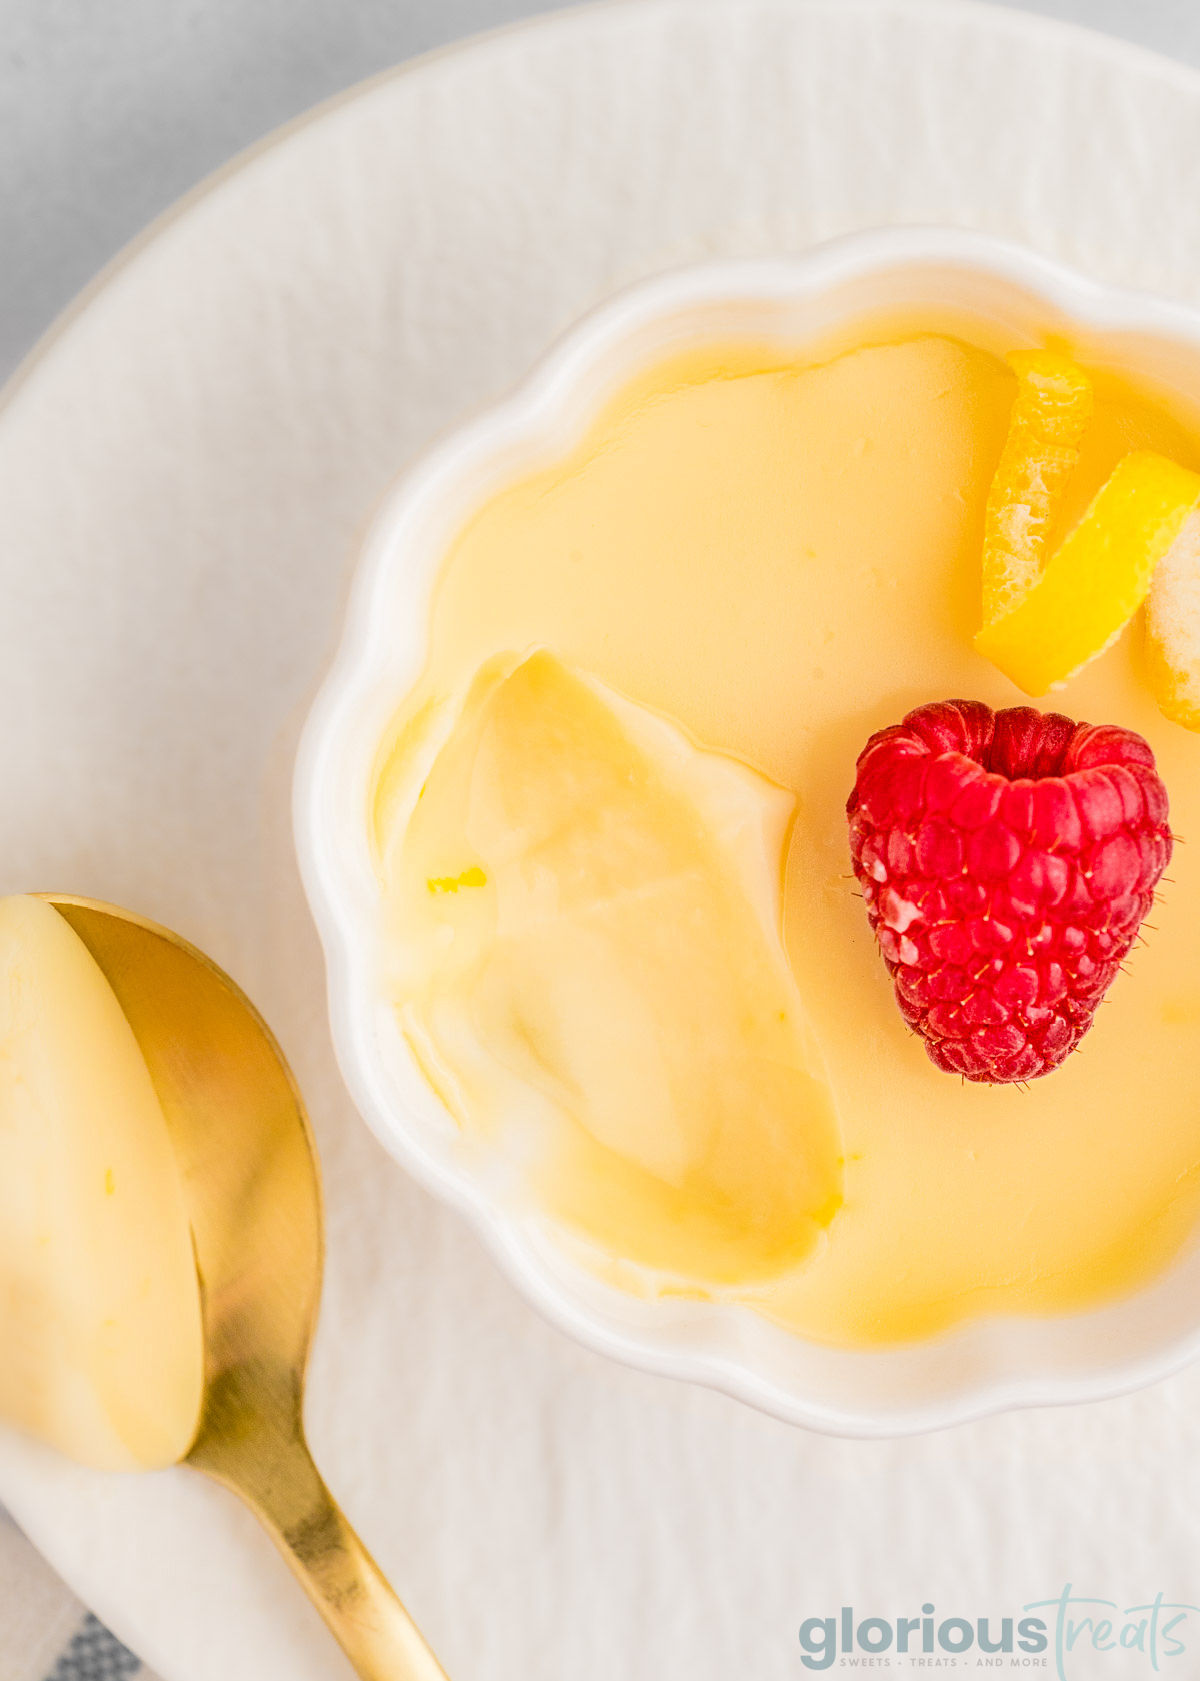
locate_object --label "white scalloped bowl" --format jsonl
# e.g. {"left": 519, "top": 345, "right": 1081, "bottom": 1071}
{"left": 295, "top": 226, "right": 1200, "bottom": 1436}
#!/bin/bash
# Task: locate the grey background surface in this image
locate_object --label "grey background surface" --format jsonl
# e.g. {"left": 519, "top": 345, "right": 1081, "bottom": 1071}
{"left": 4, "top": 0, "right": 1200, "bottom": 385}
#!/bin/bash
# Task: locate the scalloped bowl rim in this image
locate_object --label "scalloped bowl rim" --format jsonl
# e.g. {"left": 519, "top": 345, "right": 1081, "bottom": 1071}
{"left": 294, "top": 225, "right": 1200, "bottom": 1436}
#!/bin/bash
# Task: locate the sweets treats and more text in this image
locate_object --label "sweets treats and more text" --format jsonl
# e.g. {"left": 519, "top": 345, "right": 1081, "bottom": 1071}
{"left": 371, "top": 318, "right": 1200, "bottom": 1349}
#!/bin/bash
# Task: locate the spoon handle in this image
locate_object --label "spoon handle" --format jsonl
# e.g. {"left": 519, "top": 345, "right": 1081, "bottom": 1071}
{"left": 194, "top": 1415, "right": 449, "bottom": 1680}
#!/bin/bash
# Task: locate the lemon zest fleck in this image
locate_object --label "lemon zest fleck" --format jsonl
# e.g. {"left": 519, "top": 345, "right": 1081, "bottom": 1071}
{"left": 426, "top": 866, "right": 488, "bottom": 894}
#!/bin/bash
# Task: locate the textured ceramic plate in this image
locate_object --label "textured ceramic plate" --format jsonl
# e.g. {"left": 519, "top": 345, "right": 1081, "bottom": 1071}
{"left": 6, "top": 4, "right": 1200, "bottom": 1679}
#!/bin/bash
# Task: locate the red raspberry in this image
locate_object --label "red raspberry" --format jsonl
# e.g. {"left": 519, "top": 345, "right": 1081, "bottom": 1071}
{"left": 846, "top": 700, "right": 1172, "bottom": 1084}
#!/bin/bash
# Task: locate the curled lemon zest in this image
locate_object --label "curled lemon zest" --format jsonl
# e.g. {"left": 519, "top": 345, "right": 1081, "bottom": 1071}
{"left": 981, "top": 349, "right": 1094, "bottom": 624}
{"left": 976, "top": 450, "right": 1200, "bottom": 695}
{"left": 1146, "top": 509, "right": 1200, "bottom": 731}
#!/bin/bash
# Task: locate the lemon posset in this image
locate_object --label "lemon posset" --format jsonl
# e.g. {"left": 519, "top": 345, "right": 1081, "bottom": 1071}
{"left": 376, "top": 327, "right": 1200, "bottom": 1346}
{"left": 0, "top": 895, "right": 203, "bottom": 1469}
{"left": 376, "top": 652, "right": 842, "bottom": 1292}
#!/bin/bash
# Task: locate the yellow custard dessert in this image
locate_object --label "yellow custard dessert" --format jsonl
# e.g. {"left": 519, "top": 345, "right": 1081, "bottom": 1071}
{"left": 0, "top": 895, "right": 203, "bottom": 1468}
{"left": 373, "top": 325, "right": 1200, "bottom": 1347}
{"left": 382, "top": 650, "right": 841, "bottom": 1290}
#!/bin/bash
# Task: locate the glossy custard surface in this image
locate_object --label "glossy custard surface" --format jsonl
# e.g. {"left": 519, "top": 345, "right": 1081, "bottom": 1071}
{"left": 383, "top": 651, "right": 841, "bottom": 1290}
{"left": 376, "top": 329, "right": 1200, "bottom": 1345}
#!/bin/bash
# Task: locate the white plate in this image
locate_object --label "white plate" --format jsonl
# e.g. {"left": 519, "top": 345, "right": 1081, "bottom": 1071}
{"left": 6, "top": 3, "right": 1200, "bottom": 1678}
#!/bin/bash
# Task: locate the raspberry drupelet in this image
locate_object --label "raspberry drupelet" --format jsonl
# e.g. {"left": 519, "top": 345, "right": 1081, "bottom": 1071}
{"left": 847, "top": 699, "right": 1173, "bottom": 1084}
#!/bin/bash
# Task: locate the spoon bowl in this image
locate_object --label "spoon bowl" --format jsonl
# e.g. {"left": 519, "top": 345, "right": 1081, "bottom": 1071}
{"left": 44, "top": 895, "right": 448, "bottom": 1681}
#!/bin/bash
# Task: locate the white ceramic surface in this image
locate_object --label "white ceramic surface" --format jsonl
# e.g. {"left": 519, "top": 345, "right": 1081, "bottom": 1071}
{"left": 7, "top": 5, "right": 1200, "bottom": 1680}
{"left": 298, "top": 226, "right": 1200, "bottom": 1438}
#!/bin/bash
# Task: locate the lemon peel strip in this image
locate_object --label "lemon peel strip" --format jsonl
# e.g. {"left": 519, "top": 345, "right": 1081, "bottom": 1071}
{"left": 1146, "top": 508, "right": 1200, "bottom": 731}
{"left": 975, "top": 450, "right": 1200, "bottom": 696}
{"left": 981, "top": 349, "right": 1094, "bottom": 624}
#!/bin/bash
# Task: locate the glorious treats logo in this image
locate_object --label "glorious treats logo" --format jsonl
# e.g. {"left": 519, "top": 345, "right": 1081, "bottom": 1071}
{"left": 799, "top": 1588, "right": 1200, "bottom": 1674}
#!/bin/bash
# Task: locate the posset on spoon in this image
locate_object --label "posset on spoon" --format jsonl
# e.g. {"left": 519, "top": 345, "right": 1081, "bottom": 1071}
{"left": 0, "top": 892, "right": 449, "bottom": 1681}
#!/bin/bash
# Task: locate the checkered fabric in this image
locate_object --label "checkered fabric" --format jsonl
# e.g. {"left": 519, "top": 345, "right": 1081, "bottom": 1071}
{"left": 0, "top": 1510, "right": 159, "bottom": 1681}
{"left": 43, "top": 1618, "right": 140, "bottom": 1681}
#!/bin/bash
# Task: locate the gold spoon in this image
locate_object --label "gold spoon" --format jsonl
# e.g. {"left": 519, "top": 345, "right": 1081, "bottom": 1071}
{"left": 44, "top": 895, "right": 450, "bottom": 1681}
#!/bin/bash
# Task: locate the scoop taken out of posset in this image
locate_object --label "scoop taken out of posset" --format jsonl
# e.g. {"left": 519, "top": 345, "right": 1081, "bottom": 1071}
{"left": 375, "top": 651, "right": 843, "bottom": 1292}
{"left": 0, "top": 894, "right": 203, "bottom": 1470}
